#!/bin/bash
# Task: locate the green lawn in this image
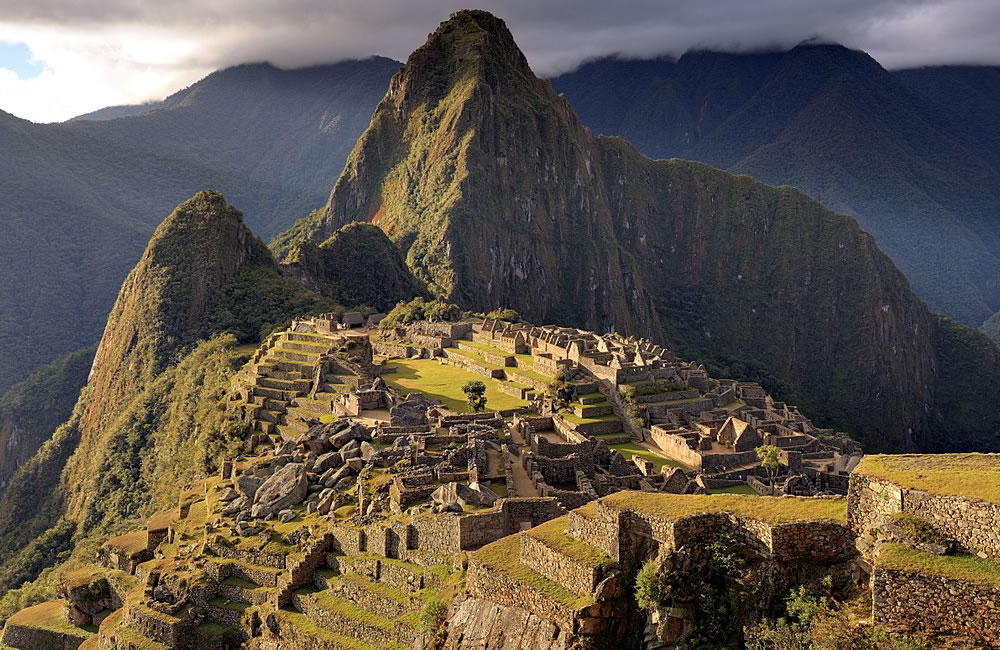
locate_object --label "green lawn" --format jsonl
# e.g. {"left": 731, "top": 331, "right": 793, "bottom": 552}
{"left": 609, "top": 442, "right": 689, "bottom": 471}
{"left": 855, "top": 454, "right": 1000, "bottom": 504}
{"left": 602, "top": 491, "right": 847, "bottom": 523}
{"left": 382, "top": 358, "right": 528, "bottom": 412}
{"left": 878, "top": 543, "right": 1000, "bottom": 586}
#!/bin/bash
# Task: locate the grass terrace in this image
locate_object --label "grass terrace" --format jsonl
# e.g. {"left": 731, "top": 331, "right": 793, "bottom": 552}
{"left": 558, "top": 411, "right": 620, "bottom": 425}
{"left": 5, "top": 600, "right": 92, "bottom": 641}
{"left": 609, "top": 442, "right": 689, "bottom": 471}
{"left": 855, "top": 454, "right": 1000, "bottom": 504}
{"left": 381, "top": 357, "right": 528, "bottom": 411}
{"left": 103, "top": 530, "right": 148, "bottom": 557}
{"left": 524, "top": 517, "right": 615, "bottom": 569}
{"left": 472, "top": 534, "right": 592, "bottom": 609}
{"left": 878, "top": 543, "right": 1000, "bottom": 587}
{"left": 601, "top": 491, "right": 847, "bottom": 523}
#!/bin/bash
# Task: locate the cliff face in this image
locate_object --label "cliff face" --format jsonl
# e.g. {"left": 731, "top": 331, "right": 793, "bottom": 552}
{"left": 275, "top": 10, "right": 953, "bottom": 451}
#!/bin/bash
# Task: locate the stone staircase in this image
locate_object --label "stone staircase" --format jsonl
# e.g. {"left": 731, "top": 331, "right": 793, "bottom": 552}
{"left": 230, "top": 330, "right": 366, "bottom": 441}
{"left": 275, "top": 552, "right": 452, "bottom": 650}
{"left": 466, "top": 513, "right": 620, "bottom": 637}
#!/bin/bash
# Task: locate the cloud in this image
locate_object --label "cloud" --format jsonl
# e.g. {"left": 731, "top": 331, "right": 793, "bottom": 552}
{"left": 1, "top": 0, "right": 998, "bottom": 122}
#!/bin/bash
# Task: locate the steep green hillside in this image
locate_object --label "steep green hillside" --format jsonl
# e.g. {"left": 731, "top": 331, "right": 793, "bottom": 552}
{"left": 283, "top": 222, "right": 429, "bottom": 310}
{"left": 277, "top": 10, "right": 1000, "bottom": 454}
{"left": 551, "top": 49, "right": 1000, "bottom": 327}
{"left": 0, "top": 58, "right": 397, "bottom": 394}
{"left": 0, "top": 347, "right": 95, "bottom": 492}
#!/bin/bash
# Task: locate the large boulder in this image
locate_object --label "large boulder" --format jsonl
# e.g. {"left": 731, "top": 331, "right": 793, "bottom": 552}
{"left": 330, "top": 422, "right": 371, "bottom": 449}
{"left": 314, "top": 451, "right": 343, "bottom": 473}
{"left": 253, "top": 463, "right": 308, "bottom": 512}
{"left": 466, "top": 482, "right": 499, "bottom": 507}
{"left": 237, "top": 475, "right": 263, "bottom": 500}
{"left": 390, "top": 396, "right": 431, "bottom": 426}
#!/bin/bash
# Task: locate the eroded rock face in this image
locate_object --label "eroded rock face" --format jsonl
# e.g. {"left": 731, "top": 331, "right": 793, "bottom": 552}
{"left": 253, "top": 462, "right": 308, "bottom": 513}
{"left": 443, "top": 597, "right": 572, "bottom": 649}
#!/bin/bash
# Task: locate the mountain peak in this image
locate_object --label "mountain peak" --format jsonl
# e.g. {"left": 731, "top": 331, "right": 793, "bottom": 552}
{"left": 388, "top": 9, "right": 534, "bottom": 109}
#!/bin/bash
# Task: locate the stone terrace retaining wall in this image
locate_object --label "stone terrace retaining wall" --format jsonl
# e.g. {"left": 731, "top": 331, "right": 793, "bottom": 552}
{"left": 569, "top": 500, "right": 852, "bottom": 569}
{"left": 0, "top": 624, "right": 84, "bottom": 650}
{"left": 849, "top": 473, "right": 1000, "bottom": 561}
{"left": 466, "top": 558, "right": 576, "bottom": 631}
{"left": 872, "top": 566, "right": 1000, "bottom": 646}
{"left": 519, "top": 534, "right": 602, "bottom": 597}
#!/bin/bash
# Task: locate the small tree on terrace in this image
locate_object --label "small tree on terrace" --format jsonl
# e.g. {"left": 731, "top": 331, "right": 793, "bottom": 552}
{"left": 462, "top": 380, "right": 488, "bottom": 413}
{"left": 756, "top": 444, "right": 781, "bottom": 495}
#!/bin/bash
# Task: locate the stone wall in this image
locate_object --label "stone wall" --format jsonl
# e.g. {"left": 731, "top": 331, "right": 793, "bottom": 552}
{"left": 443, "top": 597, "right": 573, "bottom": 650}
{"left": 647, "top": 429, "right": 703, "bottom": 469}
{"left": 0, "top": 624, "right": 84, "bottom": 650}
{"left": 520, "top": 534, "right": 601, "bottom": 597}
{"left": 466, "top": 558, "right": 576, "bottom": 631}
{"left": 872, "top": 566, "right": 1000, "bottom": 646}
{"left": 849, "top": 473, "right": 1000, "bottom": 561}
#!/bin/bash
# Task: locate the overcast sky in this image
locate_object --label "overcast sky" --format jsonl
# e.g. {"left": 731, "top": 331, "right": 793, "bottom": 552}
{"left": 2, "top": 0, "right": 999, "bottom": 123}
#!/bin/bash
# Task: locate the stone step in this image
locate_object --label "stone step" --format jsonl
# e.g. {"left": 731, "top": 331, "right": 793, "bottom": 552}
{"left": 260, "top": 367, "right": 311, "bottom": 382}
{"left": 262, "top": 398, "right": 289, "bottom": 413}
{"left": 280, "top": 340, "right": 334, "bottom": 354}
{"left": 208, "top": 558, "right": 284, "bottom": 588}
{"left": 573, "top": 403, "right": 613, "bottom": 418}
{"left": 293, "top": 589, "right": 416, "bottom": 647}
{"left": 277, "top": 419, "right": 310, "bottom": 440}
{"left": 218, "top": 576, "right": 274, "bottom": 605}
{"left": 343, "top": 554, "right": 449, "bottom": 593}
{"left": 256, "top": 376, "right": 312, "bottom": 392}
{"left": 257, "top": 408, "right": 284, "bottom": 425}
{"left": 263, "top": 359, "right": 316, "bottom": 375}
{"left": 255, "top": 420, "right": 277, "bottom": 435}
{"left": 272, "top": 348, "right": 322, "bottom": 364}
{"left": 578, "top": 393, "right": 607, "bottom": 405}
{"left": 518, "top": 516, "right": 613, "bottom": 598}
{"left": 205, "top": 537, "right": 287, "bottom": 570}
{"left": 294, "top": 396, "right": 335, "bottom": 416}
{"left": 330, "top": 572, "right": 414, "bottom": 618}
{"left": 273, "top": 608, "right": 395, "bottom": 650}
{"left": 253, "top": 386, "right": 298, "bottom": 402}
{"left": 122, "top": 601, "right": 185, "bottom": 646}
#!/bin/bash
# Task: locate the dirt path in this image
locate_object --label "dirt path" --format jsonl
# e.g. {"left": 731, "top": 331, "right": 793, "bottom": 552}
{"left": 508, "top": 427, "right": 540, "bottom": 497}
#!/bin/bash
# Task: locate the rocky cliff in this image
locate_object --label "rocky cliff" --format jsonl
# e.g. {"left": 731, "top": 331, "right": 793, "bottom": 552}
{"left": 274, "top": 10, "right": 1000, "bottom": 453}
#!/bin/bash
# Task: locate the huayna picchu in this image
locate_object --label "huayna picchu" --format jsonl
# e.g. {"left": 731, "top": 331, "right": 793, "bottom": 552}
{"left": 2, "top": 7, "right": 1000, "bottom": 650}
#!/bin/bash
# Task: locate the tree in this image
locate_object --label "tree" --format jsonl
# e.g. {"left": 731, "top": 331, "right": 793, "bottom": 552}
{"left": 462, "top": 380, "right": 487, "bottom": 412}
{"left": 756, "top": 445, "right": 781, "bottom": 495}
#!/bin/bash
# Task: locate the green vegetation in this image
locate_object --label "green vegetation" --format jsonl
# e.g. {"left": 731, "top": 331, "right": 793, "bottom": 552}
{"left": 380, "top": 358, "right": 527, "bottom": 411}
{"left": 525, "top": 517, "right": 614, "bottom": 569}
{"left": 756, "top": 445, "right": 780, "bottom": 492}
{"left": 5, "top": 599, "right": 91, "bottom": 639}
{"left": 888, "top": 513, "right": 950, "bottom": 546}
{"left": 0, "top": 345, "right": 95, "bottom": 493}
{"left": 878, "top": 543, "right": 1000, "bottom": 587}
{"left": 462, "top": 380, "right": 488, "bottom": 412}
{"left": 745, "top": 580, "right": 926, "bottom": 650}
{"left": 417, "top": 598, "right": 447, "bottom": 634}
{"left": 284, "top": 223, "right": 427, "bottom": 312}
{"left": 601, "top": 491, "right": 847, "bottom": 523}
{"left": 634, "top": 559, "right": 659, "bottom": 611}
{"left": 483, "top": 308, "right": 521, "bottom": 322}
{"left": 472, "top": 534, "right": 591, "bottom": 609}
{"left": 380, "top": 297, "right": 462, "bottom": 328}
{"left": 608, "top": 442, "right": 688, "bottom": 471}
{"left": 855, "top": 454, "right": 1000, "bottom": 504}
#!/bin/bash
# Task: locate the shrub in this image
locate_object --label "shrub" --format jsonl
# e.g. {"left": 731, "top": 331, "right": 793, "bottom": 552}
{"left": 418, "top": 598, "right": 448, "bottom": 634}
{"left": 485, "top": 308, "right": 521, "bottom": 323}
{"left": 634, "top": 559, "right": 660, "bottom": 611}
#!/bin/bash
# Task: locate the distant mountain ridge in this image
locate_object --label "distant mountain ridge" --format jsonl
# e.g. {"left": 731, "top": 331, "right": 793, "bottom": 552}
{"left": 277, "top": 9, "right": 1000, "bottom": 454}
{"left": 0, "top": 58, "right": 398, "bottom": 395}
{"left": 550, "top": 48, "right": 1000, "bottom": 328}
